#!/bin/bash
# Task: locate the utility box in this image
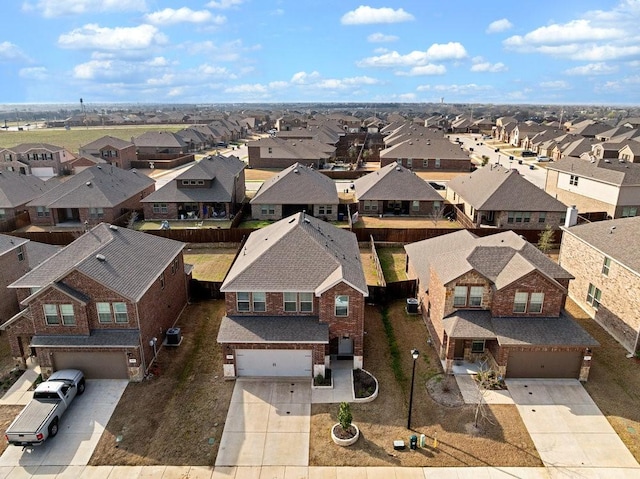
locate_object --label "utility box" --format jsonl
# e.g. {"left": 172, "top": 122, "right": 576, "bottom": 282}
{"left": 166, "top": 327, "right": 181, "bottom": 345}
{"left": 409, "top": 435, "right": 418, "bottom": 450}
{"left": 419, "top": 434, "right": 426, "bottom": 447}
{"left": 406, "top": 298, "right": 419, "bottom": 314}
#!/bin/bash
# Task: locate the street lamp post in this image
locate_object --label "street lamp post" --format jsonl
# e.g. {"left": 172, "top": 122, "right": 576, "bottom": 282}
{"left": 407, "top": 349, "right": 420, "bottom": 430}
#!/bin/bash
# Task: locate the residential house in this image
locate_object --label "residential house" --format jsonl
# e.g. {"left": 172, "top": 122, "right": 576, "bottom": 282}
{"left": 27, "top": 165, "right": 155, "bottom": 227}
{"left": 447, "top": 165, "right": 567, "bottom": 228}
{"left": 247, "top": 137, "right": 335, "bottom": 169}
{"left": 404, "top": 229, "right": 597, "bottom": 380}
{"left": 250, "top": 163, "right": 339, "bottom": 221}
{"left": 0, "top": 170, "right": 51, "bottom": 223}
{"left": 217, "top": 212, "right": 368, "bottom": 378}
{"left": 1, "top": 224, "right": 189, "bottom": 380}
{"left": 142, "top": 154, "right": 245, "bottom": 220}
{"left": 380, "top": 137, "right": 471, "bottom": 172}
{"left": 353, "top": 163, "right": 444, "bottom": 217}
{"left": 559, "top": 216, "right": 640, "bottom": 354}
{"left": 0, "top": 143, "right": 75, "bottom": 178}
{"left": 78, "top": 136, "right": 136, "bottom": 170}
{"left": 134, "top": 131, "right": 189, "bottom": 160}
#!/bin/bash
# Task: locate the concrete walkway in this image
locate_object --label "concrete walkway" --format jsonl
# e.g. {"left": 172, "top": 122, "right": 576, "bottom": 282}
{"left": 0, "top": 357, "right": 40, "bottom": 406}
{"left": 311, "top": 361, "right": 353, "bottom": 404}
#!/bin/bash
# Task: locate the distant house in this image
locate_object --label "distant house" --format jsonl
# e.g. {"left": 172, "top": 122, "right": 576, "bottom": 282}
{"left": 134, "top": 131, "right": 189, "bottom": 160}
{"left": 559, "top": 217, "right": 640, "bottom": 354}
{"left": 79, "top": 136, "right": 137, "bottom": 170}
{"left": 380, "top": 136, "right": 471, "bottom": 172}
{"left": 405, "top": 229, "right": 597, "bottom": 380}
{"left": 0, "top": 170, "right": 51, "bottom": 223}
{"left": 0, "top": 143, "right": 75, "bottom": 178}
{"left": 218, "top": 212, "right": 368, "bottom": 378}
{"left": 353, "top": 163, "right": 444, "bottom": 217}
{"left": 247, "top": 137, "right": 335, "bottom": 169}
{"left": 26, "top": 165, "right": 155, "bottom": 227}
{"left": 1, "top": 223, "right": 189, "bottom": 380}
{"left": 142, "top": 154, "right": 245, "bottom": 220}
{"left": 250, "top": 162, "right": 339, "bottom": 221}
{"left": 447, "top": 165, "right": 567, "bottom": 228}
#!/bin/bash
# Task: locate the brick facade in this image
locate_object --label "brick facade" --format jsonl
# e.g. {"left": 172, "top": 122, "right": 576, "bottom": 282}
{"left": 0, "top": 245, "right": 30, "bottom": 325}
{"left": 381, "top": 157, "right": 471, "bottom": 172}
{"left": 357, "top": 199, "right": 442, "bottom": 217}
{"left": 545, "top": 170, "right": 616, "bottom": 217}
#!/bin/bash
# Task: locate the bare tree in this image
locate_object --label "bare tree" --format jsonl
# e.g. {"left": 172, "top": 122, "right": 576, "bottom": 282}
{"left": 429, "top": 204, "right": 445, "bottom": 226}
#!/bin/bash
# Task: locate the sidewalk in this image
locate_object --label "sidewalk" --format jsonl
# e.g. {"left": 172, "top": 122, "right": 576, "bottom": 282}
{"left": 311, "top": 360, "right": 353, "bottom": 404}
{"left": 0, "top": 357, "right": 40, "bottom": 406}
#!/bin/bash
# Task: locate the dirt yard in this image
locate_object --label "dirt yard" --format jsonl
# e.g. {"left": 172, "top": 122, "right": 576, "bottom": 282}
{"left": 0, "top": 405, "right": 26, "bottom": 456}
{"left": 89, "top": 301, "right": 234, "bottom": 466}
{"left": 309, "top": 301, "right": 541, "bottom": 467}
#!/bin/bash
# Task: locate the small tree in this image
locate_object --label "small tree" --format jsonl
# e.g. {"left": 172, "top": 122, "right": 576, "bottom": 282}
{"left": 537, "top": 224, "right": 554, "bottom": 253}
{"left": 337, "top": 402, "right": 352, "bottom": 431}
{"left": 429, "top": 204, "right": 445, "bottom": 226}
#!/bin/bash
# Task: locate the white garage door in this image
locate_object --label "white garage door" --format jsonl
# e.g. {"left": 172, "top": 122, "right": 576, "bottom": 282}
{"left": 31, "top": 167, "right": 55, "bottom": 178}
{"left": 236, "top": 349, "right": 312, "bottom": 377}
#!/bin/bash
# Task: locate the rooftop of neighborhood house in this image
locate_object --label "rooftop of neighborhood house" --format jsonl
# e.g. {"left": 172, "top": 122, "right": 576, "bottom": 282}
{"left": 548, "top": 157, "right": 640, "bottom": 186}
{"left": 0, "top": 143, "right": 68, "bottom": 153}
{"left": 404, "top": 229, "right": 573, "bottom": 293}
{"left": 448, "top": 164, "right": 567, "bottom": 211}
{"left": 9, "top": 223, "right": 185, "bottom": 302}
{"left": 0, "top": 170, "right": 52, "bottom": 207}
{"left": 353, "top": 162, "right": 443, "bottom": 201}
{"left": 251, "top": 162, "right": 338, "bottom": 205}
{"left": 248, "top": 137, "right": 335, "bottom": 160}
{"left": 217, "top": 315, "right": 329, "bottom": 344}
{"left": 380, "top": 137, "right": 470, "bottom": 160}
{"left": 80, "top": 135, "right": 134, "bottom": 151}
{"left": 0, "top": 233, "right": 28, "bottom": 256}
{"left": 562, "top": 216, "right": 640, "bottom": 275}
{"left": 133, "top": 131, "right": 187, "bottom": 148}
{"left": 30, "top": 328, "right": 141, "bottom": 348}
{"left": 26, "top": 164, "right": 155, "bottom": 208}
{"left": 221, "top": 212, "right": 367, "bottom": 296}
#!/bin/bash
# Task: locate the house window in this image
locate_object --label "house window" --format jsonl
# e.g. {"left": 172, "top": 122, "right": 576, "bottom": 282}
{"left": 423, "top": 159, "right": 429, "bottom": 168}
{"left": 283, "top": 292, "right": 314, "bottom": 312}
{"left": 433, "top": 201, "right": 441, "bottom": 210}
{"left": 0, "top": 208, "right": 5, "bottom": 219}
{"left": 36, "top": 206, "right": 50, "bottom": 217}
{"left": 60, "top": 304, "right": 75, "bottom": 325}
{"left": 160, "top": 272, "right": 165, "bottom": 290}
{"left": 300, "top": 292, "right": 313, "bottom": 312}
{"left": 89, "top": 207, "right": 104, "bottom": 218}
{"left": 97, "top": 303, "right": 112, "bottom": 323}
{"left": 513, "top": 292, "right": 528, "bottom": 313}
{"left": 4, "top": 154, "right": 12, "bottom": 161}
{"left": 453, "top": 286, "right": 467, "bottom": 307}
{"left": 268, "top": 147, "right": 273, "bottom": 154}
{"left": 318, "top": 205, "right": 333, "bottom": 215}
{"left": 196, "top": 180, "right": 204, "bottom": 185}
{"left": 335, "top": 295, "right": 349, "bottom": 316}
{"left": 471, "top": 340, "right": 485, "bottom": 353}
{"left": 412, "top": 200, "right": 420, "bottom": 212}
{"left": 252, "top": 292, "right": 266, "bottom": 312}
{"left": 569, "top": 175, "right": 579, "bottom": 186}
{"left": 363, "top": 200, "right": 378, "bottom": 212}
{"left": 622, "top": 206, "right": 638, "bottom": 217}
{"left": 237, "top": 292, "right": 250, "bottom": 312}
{"left": 587, "top": 283, "right": 602, "bottom": 309}
{"left": 508, "top": 212, "right": 531, "bottom": 223}
{"left": 435, "top": 158, "right": 441, "bottom": 168}
{"left": 17, "top": 245, "right": 25, "bottom": 261}
{"left": 284, "top": 292, "right": 297, "bottom": 312}
{"left": 44, "top": 304, "right": 59, "bottom": 325}
{"left": 469, "top": 286, "right": 483, "bottom": 307}
{"left": 260, "top": 204, "right": 275, "bottom": 215}
{"left": 153, "top": 203, "right": 168, "bottom": 214}
{"left": 602, "top": 257, "right": 611, "bottom": 276}
{"left": 407, "top": 158, "right": 413, "bottom": 168}
{"left": 171, "top": 257, "right": 179, "bottom": 275}
{"left": 113, "top": 303, "right": 128, "bottom": 323}
{"left": 181, "top": 180, "right": 190, "bottom": 186}
{"left": 538, "top": 212, "right": 546, "bottom": 223}
{"left": 529, "top": 292, "right": 544, "bottom": 313}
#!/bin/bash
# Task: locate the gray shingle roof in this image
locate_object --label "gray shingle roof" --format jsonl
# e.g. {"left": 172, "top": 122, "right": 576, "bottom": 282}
{"left": 380, "top": 137, "right": 469, "bottom": 161}
{"left": 80, "top": 135, "right": 134, "bottom": 150}
{"left": 443, "top": 311, "right": 496, "bottom": 339}
{"left": 248, "top": 137, "right": 335, "bottom": 160}
{"left": 547, "top": 157, "right": 640, "bottom": 186}
{"left": 251, "top": 162, "right": 338, "bottom": 205}
{"left": 221, "top": 212, "right": 368, "bottom": 296}
{"left": 10, "top": 223, "right": 184, "bottom": 302}
{"left": 25, "top": 241, "right": 60, "bottom": 269}
{"left": 0, "top": 234, "right": 28, "bottom": 256}
{"left": 0, "top": 170, "right": 51, "bottom": 208}
{"left": 353, "top": 163, "right": 442, "bottom": 201}
{"left": 31, "top": 329, "right": 140, "bottom": 347}
{"left": 217, "top": 315, "right": 329, "bottom": 343}
{"left": 448, "top": 164, "right": 566, "bottom": 212}
{"left": 26, "top": 165, "right": 154, "bottom": 208}
{"left": 562, "top": 216, "right": 640, "bottom": 274}
{"left": 133, "top": 131, "right": 187, "bottom": 148}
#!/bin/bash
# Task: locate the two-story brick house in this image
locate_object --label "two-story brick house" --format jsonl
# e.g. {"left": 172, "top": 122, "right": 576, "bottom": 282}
{"left": 405, "top": 229, "right": 597, "bottom": 380}
{"left": 0, "top": 170, "right": 51, "bottom": 224}
{"left": 217, "top": 212, "right": 368, "bottom": 378}
{"left": 0, "top": 143, "right": 75, "bottom": 178}
{"left": 78, "top": 135, "right": 137, "bottom": 170}
{"left": 1, "top": 224, "right": 188, "bottom": 380}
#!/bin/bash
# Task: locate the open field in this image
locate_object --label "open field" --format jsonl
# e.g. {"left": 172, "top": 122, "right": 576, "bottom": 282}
{"left": 183, "top": 247, "right": 237, "bottom": 282}
{"left": 0, "top": 125, "right": 185, "bottom": 153}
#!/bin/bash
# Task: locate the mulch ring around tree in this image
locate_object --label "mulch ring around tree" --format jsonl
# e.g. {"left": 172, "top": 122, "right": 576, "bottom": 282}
{"left": 426, "top": 373, "right": 465, "bottom": 407}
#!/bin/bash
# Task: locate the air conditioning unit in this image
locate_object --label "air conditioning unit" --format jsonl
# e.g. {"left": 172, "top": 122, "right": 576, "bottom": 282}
{"left": 166, "top": 327, "right": 181, "bottom": 345}
{"left": 406, "top": 298, "right": 419, "bottom": 314}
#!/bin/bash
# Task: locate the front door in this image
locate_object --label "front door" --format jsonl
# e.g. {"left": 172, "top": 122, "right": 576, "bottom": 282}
{"left": 338, "top": 337, "right": 354, "bottom": 358}
{"left": 453, "top": 340, "right": 465, "bottom": 359}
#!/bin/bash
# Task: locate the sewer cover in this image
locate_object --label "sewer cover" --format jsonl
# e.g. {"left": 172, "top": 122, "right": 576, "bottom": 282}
{"left": 208, "top": 438, "right": 215, "bottom": 445}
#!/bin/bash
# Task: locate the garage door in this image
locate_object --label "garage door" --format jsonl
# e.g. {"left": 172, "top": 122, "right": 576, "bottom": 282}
{"left": 506, "top": 350, "right": 582, "bottom": 378}
{"left": 236, "top": 349, "right": 312, "bottom": 377}
{"left": 52, "top": 351, "right": 129, "bottom": 379}
{"left": 30, "top": 167, "right": 55, "bottom": 178}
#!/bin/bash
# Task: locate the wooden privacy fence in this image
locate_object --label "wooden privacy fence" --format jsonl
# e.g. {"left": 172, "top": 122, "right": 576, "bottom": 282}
{"left": 369, "top": 235, "right": 386, "bottom": 287}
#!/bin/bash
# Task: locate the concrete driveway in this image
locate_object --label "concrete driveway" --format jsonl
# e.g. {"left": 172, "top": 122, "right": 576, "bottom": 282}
{"left": 507, "top": 379, "right": 640, "bottom": 470}
{"left": 216, "top": 379, "right": 310, "bottom": 467}
{"left": 0, "top": 379, "right": 128, "bottom": 468}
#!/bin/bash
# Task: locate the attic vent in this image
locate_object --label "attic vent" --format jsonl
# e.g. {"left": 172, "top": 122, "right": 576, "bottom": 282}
{"left": 288, "top": 217, "right": 296, "bottom": 223}
{"left": 294, "top": 169, "right": 299, "bottom": 174}
{"left": 109, "top": 225, "right": 118, "bottom": 230}
{"left": 86, "top": 181, "right": 92, "bottom": 186}
{"left": 604, "top": 159, "right": 611, "bottom": 163}
{"left": 304, "top": 218, "right": 311, "bottom": 224}
{"left": 97, "top": 165, "right": 101, "bottom": 169}
{"left": 96, "top": 254, "right": 106, "bottom": 261}
{"left": 396, "top": 166, "right": 401, "bottom": 171}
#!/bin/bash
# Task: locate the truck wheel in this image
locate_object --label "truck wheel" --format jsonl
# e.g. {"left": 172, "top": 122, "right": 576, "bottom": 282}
{"left": 49, "top": 419, "right": 59, "bottom": 438}
{"left": 77, "top": 379, "right": 86, "bottom": 395}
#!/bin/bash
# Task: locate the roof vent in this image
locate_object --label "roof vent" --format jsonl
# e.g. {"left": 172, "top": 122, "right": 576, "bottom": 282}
{"left": 604, "top": 159, "right": 611, "bottom": 163}
{"left": 396, "top": 166, "right": 401, "bottom": 171}
{"left": 97, "top": 165, "right": 101, "bottom": 169}
{"left": 109, "top": 225, "right": 118, "bottom": 230}
{"left": 294, "top": 168, "right": 299, "bottom": 174}
{"left": 610, "top": 226, "right": 616, "bottom": 234}
{"left": 304, "top": 218, "right": 311, "bottom": 224}
{"left": 96, "top": 254, "right": 106, "bottom": 261}
{"left": 86, "top": 181, "right": 92, "bottom": 186}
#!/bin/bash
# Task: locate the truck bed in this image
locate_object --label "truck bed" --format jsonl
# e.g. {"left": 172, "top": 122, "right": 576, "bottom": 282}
{"left": 6, "top": 400, "right": 58, "bottom": 434}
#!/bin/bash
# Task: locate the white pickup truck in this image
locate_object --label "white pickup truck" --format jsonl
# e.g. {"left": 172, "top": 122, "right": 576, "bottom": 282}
{"left": 5, "top": 369, "right": 85, "bottom": 447}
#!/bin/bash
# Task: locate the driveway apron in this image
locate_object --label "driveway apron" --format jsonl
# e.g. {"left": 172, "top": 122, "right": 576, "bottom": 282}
{"left": 216, "top": 379, "right": 310, "bottom": 467}
{"left": 507, "top": 379, "right": 640, "bottom": 469}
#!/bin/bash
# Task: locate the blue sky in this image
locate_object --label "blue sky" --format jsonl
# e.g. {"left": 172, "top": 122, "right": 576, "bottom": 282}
{"left": 1, "top": 0, "right": 640, "bottom": 105}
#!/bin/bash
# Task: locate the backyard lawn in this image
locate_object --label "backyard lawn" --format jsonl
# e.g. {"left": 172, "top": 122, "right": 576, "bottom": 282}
{"left": 376, "top": 247, "right": 408, "bottom": 282}
{"left": 183, "top": 247, "right": 238, "bottom": 282}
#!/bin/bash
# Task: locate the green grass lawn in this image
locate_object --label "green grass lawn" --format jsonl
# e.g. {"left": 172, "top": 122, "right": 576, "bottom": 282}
{"left": 377, "top": 247, "right": 408, "bottom": 282}
{"left": 183, "top": 248, "right": 238, "bottom": 281}
{"left": 136, "top": 220, "right": 232, "bottom": 230}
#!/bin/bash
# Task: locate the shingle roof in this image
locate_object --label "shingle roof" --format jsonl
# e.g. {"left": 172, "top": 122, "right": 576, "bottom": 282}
{"left": 10, "top": 223, "right": 185, "bottom": 302}
{"left": 5, "top": 143, "right": 65, "bottom": 153}
{"left": 0, "top": 234, "right": 28, "bottom": 256}
{"left": 26, "top": 165, "right": 154, "bottom": 208}
{"left": 0, "top": 170, "right": 51, "bottom": 208}
{"left": 133, "top": 131, "right": 187, "bottom": 148}
{"left": 31, "top": 329, "right": 140, "bottom": 347}
{"left": 217, "top": 316, "right": 329, "bottom": 343}
{"left": 80, "top": 135, "right": 134, "bottom": 150}
{"left": 353, "top": 163, "right": 442, "bottom": 201}
{"left": 248, "top": 137, "right": 335, "bottom": 160}
{"left": 251, "top": 162, "right": 338, "bottom": 205}
{"left": 443, "top": 311, "right": 496, "bottom": 339}
{"left": 547, "top": 157, "right": 640, "bottom": 186}
{"left": 380, "top": 137, "right": 469, "bottom": 161}
{"left": 221, "top": 212, "right": 368, "bottom": 296}
{"left": 25, "top": 241, "right": 60, "bottom": 269}
{"left": 562, "top": 216, "right": 640, "bottom": 274}
{"left": 447, "top": 164, "right": 566, "bottom": 212}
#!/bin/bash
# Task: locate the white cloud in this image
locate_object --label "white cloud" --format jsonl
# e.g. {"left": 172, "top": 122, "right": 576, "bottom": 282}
{"left": 206, "top": 0, "right": 244, "bottom": 9}
{"left": 224, "top": 83, "right": 268, "bottom": 94}
{"left": 425, "top": 42, "right": 467, "bottom": 61}
{"left": 505, "top": 20, "right": 620, "bottom": 47}
{"left": 183, "top": 39, "right": 259, "bottom": 62}
{"left": 341, "top": 6, "right": 414, "bottom": 25}
{"left": 19, "top": 66, "right": 48, "bottom": 80}
{"left": 196, "top": 63, "right": 236, "bottom": 79}
{"left": 367, "top": 32, "right": 398, "bottom": 43}
{"left": 291, "top": 71, "right": 321, "bottom": 84}
{"left": 540, "top": 80, "right": 570, "bottom": 90}
{"left": 564, "top": 62, "right": 618, "bottom": 75}
{"left": 145, "top": 8, "right": 225, "bottom": 26}
{"left": 470, "top": 60, "right": 507, "bottom": 73}
{"left": 0, "top": 41, "right": 30, "bottom": 62}
{"left": 397, "top": 64, "right": 446, "bottom": 76}
{"left": 22, "top": 0, "right": 147, "bottom": 18}
{"left": 73, "top": 60, "right": 113, "bottom": 80}
{"left": 58, "top": 24, "right": 167, "bottom": 50}
{"left": 417, "top": 83, "right": 492, "bottom": 94}
{"left": 357, "top": 42, "right": 466, "bottom": 70}
{"left": 486, "top": 18, "right": 512, "bottom": 34}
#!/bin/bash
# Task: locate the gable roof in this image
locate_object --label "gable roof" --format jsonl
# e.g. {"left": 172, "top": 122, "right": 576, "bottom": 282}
{"left": 353, "top": 163, "right": 442, "bottom": 201}
{"left": 547, "top": 157, "right": 640, "bottom": 186}
{"left": 10, "top": 223, "right": 185, "bottom": 302}
{"left": 0, "top": 170, "right": 51, "bottom": 208}
{"left": 26, "top": 165, "right": 154, "bottom": 208}
{"left": 80, "top": 135, "right": 134, "bottom": 151}
{"left": 0, "top": 234, "right": 28, "bottom": 256}
{"left": 133, "top": 131, "right": 187, "bottom": 148}
{"left": 448, "top": 164, "right": 566, "bottom": 211}
{"left": 221, "top": 212, "right": 367, "bottom": 296}
{"left": 251, "top": 162, "right": 338, "bottom": 205}
{"left": 380, "top": 137, "right": 469, "bottom": 161}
